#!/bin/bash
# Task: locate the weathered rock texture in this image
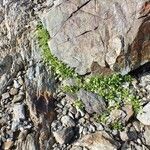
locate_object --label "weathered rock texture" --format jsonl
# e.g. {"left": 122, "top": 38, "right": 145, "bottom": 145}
{"left": 40, "top": 0, "right": 150, "bottom": 75}
{"left": 0, "top": 0, "right": 57, "bottom": 150}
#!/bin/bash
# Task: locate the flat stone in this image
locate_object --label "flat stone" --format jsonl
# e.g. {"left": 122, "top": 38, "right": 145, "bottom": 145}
{"left": 2, "top": 92, "right": 10, "bottom": 100}
{"left": 53, "top": 127, "right": 75, "bottom": 144}
{"left": 137, "top": 102, "right": 150, "bottom": 125}
{"left": 77, "top": 89, "right": 106, "bottom": 114}
{"left": 61, "top": 115, "right": 75, "bottom": 127}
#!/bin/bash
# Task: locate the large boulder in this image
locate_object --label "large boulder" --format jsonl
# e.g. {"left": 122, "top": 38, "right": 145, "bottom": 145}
{"left": 40, "top": 0, "right": 150, "bottom": 75}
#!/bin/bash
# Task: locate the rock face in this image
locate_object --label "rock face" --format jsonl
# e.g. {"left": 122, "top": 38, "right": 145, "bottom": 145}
{"left": 40, "top": 0, "right": 150, "bottom": 75}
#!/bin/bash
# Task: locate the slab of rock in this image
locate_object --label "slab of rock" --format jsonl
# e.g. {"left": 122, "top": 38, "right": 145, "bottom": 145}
{"left": 74, "top": 131, "right": 120, "bottom": 150}
{"left": 77, "top": 89, "right": 106, "bottom": 114}
{"left": 53, "top": 127, "right": 75, "bottom": 144}
{"left": 40, "top": 0, "right": 150, "bottom": 75}
{"left": 137, "top": 102, "right": 150, "bottom": 125}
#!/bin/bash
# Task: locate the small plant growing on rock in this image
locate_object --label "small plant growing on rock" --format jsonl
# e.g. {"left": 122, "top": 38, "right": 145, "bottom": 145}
{"left": 73, "top": 99, "right": 85, "bottom": 111}
{"left": 62, "top": 85, "right": 79, "bottom": 93}
{"left": 36, "top": 22, "right": 76, "bottom": 79}
{"left": 110, "top": 120, "right": 124, "bottom": 131}
{"left": 36, "top": 22, "right": 142, "bottom": 131}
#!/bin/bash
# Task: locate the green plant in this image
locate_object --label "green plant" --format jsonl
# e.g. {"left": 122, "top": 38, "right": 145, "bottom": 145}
{"left": 73, "top": 99, "right": 85, "bottom": 110}
{"left": 36, "top": 22, "right": 142, "bottom": 131}
{"left": 36, "top": 23, "right": 77, "bottom": 79}
{"left": 96, "top": 112, "right": 109, "bottom": 124}
{"left": 110, "top": 120, "right": 124, "bottom": 131}
{"left": 62, "top": 85, "right": 79, "bottom": 93}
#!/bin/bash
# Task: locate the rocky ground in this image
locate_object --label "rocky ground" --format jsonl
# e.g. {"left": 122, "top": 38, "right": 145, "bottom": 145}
{"left": 0, "top": 0, "right": 150, "bottom": 150}
{"left": 0, "top": 57, "right": 150, "bottom": 150}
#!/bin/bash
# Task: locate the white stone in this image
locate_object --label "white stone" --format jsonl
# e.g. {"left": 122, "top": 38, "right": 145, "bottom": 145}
{"left": 137, "top": 102, "right": 150, "bottom": 125}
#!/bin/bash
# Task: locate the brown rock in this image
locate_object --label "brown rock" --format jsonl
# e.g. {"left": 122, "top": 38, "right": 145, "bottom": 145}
{"left": 75, "top": 131, "right": 120, "bottom": 150}
{"left": 2, "top": 141, "right": 14, "bottom": 150}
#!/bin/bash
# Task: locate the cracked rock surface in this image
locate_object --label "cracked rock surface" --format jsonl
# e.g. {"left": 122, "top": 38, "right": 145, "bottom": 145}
{"left": 40, "top": 0, "right": 150, "bottom": 75}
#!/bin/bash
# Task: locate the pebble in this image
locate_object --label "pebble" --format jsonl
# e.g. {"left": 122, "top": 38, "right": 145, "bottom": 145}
{"left": 9, "top": 88, "right": 18, "bottom": 95}
{"left": 82, "top": 127, "right": 88, "bottom": 135}
{"left": 88, "top": 124, "right": 95, "bottom": 133}
{"left": 79, "top": 126, "right": 84, "bottom": 134}
{"left": 61, "top": 98, "right": 67, "bottom": 106}
{"left": 93, "top": 122, "right": 103, "bottom": 131}
{"left": 120, "top": 130, "right": 128, "bottom": 141}
{"left": 69, "top": 107, "right": 77, "bottom": 115}
{"left": 79, "top": 118, "right": 85, "bottom": 124}
{"left": 13, "top": 80, "right": 20, "bottom": 89}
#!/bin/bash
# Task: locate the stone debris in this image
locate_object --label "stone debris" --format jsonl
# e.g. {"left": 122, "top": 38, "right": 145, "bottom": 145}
{"left": 0, "top": 0, "right": 150, "bottom": 150}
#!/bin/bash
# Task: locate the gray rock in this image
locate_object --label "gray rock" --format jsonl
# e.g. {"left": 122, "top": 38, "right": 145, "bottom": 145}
{"left": 127, "top": 126, "right": 138, "bottom": 141}
{"left": 61, "top": 115, "right": 75, "bottom": 127}
{"left": 11, "top": 104, "right": 25, "bottom": 131}
{"left": 13, "top": 80, "right": 20, "bottom": 89}
{"left": 51, "top": 120, "right": 62, "bottom": 132}
{"left": 40, "top": 0, "right": 149, "bottom": 75}
{"left": 137, "top": 102, "right": 150, "bottom": 125}
{"left": 53, "top": 127, "right": 75, "bottom": 144}
{"left": 77, "top": 89, "right": 106, "bottom": 114}
{"left": 88, "top": 124, "right": 96, "bottom": 133}
{"left": 2, "top": 92, "right": 10, "bottom": 100}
